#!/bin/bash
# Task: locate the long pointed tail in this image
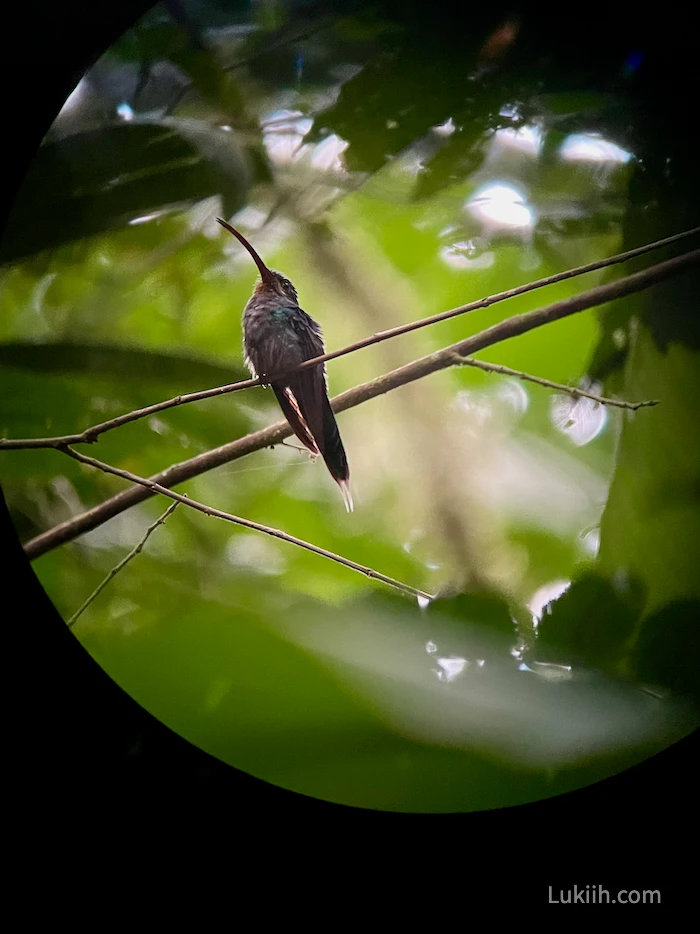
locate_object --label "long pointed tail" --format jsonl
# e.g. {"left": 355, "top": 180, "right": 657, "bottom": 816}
{"left": 320, "top": 397, "right": 353, "bottom": 512}
{"left": 273, "top": 379, "right": 352, "bottom": 511}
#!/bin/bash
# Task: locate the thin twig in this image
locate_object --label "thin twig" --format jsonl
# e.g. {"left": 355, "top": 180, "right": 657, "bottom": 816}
{"left": 280, "top": 440, "right": 314, "bottom": 452}
{"left": 66, "top": 501, "right": 180, "bottom": 629}
{"left": 23, "top": 247, "right": 700, "bottom": 559}
{"left": 451, "top": 356, "right": 659, "bottom": 410}
{"left": 57, "top": 445, "right": 434, "bottom": 602}
{"left": 2, "top": 227, "right": 697, "bottom": 451}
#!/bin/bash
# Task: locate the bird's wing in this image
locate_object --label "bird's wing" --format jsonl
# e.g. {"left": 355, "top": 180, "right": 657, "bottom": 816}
{"left": 284, "top": 310, "right": 328, "bottom": 454}
{"left": 272, "top": 385, "right": 320, "bottom": 455}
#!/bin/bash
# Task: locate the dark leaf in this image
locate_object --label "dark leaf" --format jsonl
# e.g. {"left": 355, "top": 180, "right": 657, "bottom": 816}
{"left": 431, "top": 590, "right": 517, "bottom": 640}
{"left": 633, "top": 600, "right": 700, "bottom": 702}
{"left": 535, "top": 570, "right": 645, "bottom": 670}
{"left": 1, "top": 119, "right": 252, "bottom": 264}
{"left": 0, "top": 340, "right": 244, "bottom": 385}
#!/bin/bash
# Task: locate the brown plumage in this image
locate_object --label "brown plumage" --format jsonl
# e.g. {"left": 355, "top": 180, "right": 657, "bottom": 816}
{"left": 217, "top": 218, "right": 352, "bottom": 511}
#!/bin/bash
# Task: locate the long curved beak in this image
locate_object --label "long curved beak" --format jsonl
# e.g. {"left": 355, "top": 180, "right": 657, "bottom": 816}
{"left": 216, "top": 218, "right": 275, "bottom": 286}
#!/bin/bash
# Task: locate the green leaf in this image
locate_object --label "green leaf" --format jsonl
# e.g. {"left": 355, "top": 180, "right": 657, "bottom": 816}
{"left": 0, "top": 341, "right": 244, "bottom": 384}
{"left": 316, "top": 40, "right": 480, "bottom": 175}
{"left": 598, "top": 323, "right": 700, "bottom": 615}
{"left": 411, "top": 126, "right": 486, "bottom": 202}
{"left": 1, "top": 119, "right": 252, "bottom": 263}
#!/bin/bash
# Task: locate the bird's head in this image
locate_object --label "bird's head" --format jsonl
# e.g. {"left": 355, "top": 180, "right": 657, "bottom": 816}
{"left": 216, "top": 218, "right": 298, "bottom": 303}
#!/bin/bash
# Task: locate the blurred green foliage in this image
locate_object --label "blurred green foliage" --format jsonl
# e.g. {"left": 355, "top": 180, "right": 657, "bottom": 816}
{"left": 1, "top": 0, "right": 698, "bottom": 810}
{"left": 0, "top": 121, "right": 253, "bottom": 264}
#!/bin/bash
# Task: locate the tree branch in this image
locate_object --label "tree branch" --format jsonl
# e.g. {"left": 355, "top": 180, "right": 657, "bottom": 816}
{"left": 453, "top": 356, "right": 659, "bottom": 410}
{"left": 23, "top": 246, "right": 700, "bottom": 559}
{"left": 57, "top": 445, "right": 434, "bottom": 602}
{"left": 66, "top": 501, "right": 180, "bottom": 628}
{"left": 2, "top": 226, "right": 697, "bottom": 451}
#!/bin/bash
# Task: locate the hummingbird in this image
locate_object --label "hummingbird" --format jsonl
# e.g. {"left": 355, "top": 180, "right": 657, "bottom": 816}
{"left": 216, "top": 217, "right": 353, "bottom": 512}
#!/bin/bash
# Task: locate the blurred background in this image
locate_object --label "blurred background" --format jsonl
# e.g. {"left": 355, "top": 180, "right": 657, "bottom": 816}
{"left": 1, "top": 0, "right": 698, "bottom": 811}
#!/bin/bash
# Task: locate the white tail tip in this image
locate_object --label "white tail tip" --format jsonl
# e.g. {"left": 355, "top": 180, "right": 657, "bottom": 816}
{"left": 338, "top": 480, "right": 354, "bottom": 513}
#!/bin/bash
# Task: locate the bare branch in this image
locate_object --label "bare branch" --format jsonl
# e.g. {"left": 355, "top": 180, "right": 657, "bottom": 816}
{"left": 66, "top": 501, "right": 180, "bottom": 629}
{"left": 57, "top": 445, "right": 434, "bottom": 602}
{"left": 452, "top": 356, "right": 659, "bottom": 410}
{"left": 2, "top": 226, "right": 697, "bottom": 451}
{"left": 23, "top": 246, "right": 700, "bottom": 559}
